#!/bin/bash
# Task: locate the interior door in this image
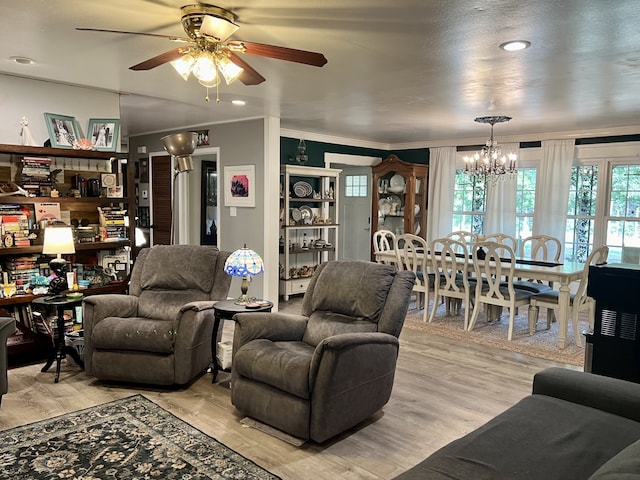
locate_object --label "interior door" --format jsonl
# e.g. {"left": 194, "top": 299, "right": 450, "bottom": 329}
{"left": 150, "top": 155, "right": 171, "bottom": 245}
{"left": 338, "top": 165, "right": 372, "bottom": 260}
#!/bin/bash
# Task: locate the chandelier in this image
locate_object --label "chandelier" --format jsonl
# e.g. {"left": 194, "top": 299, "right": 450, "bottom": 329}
{"left": 463, "top": 116, "right": 517, "bottom": 179}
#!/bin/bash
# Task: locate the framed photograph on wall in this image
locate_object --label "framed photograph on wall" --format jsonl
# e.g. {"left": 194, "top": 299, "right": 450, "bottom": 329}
{"left": 43, "top": 113, "right": 81, "bottom": 149}
{"left": 224, "top": 165, "right": 255, "bottom": 207}
{"left": 87, "top": 118, "right": 120, "bottom": 151}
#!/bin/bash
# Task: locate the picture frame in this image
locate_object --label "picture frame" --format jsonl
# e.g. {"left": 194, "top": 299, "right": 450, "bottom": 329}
{"left": 194, "top": 129, "right": 210, "bottom": 147}
{"left": 87, "top": 118, "right": 120, "bottom": 151}
{"left": 43, "top": 113, "right": 81, "bottom": 149}
{"left": 224, "top": 165, "right": 255, "bottom": 207}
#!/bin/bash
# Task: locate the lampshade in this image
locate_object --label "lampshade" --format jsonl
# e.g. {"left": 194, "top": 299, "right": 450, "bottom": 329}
{"left": 224, "top": 245, "right": 264, "bottom": 304}
{"left": 217, "top": 55, "right": 244, "bottom": 85}
{"left": 161, "top": 132, "right": 197, "bottom": 173}
{"left": 170, "top": 54, "right": 195, "bottom": 81}
{"left": 42, "top": 226, "right": 75, "bottom": 257}
{"left": 199, "top": 8, "right": 239, "bottom": 42}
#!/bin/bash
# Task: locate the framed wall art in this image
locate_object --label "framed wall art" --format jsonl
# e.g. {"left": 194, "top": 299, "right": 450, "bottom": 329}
{"left": 87, "top": 118, "right": 120, "bottom": 151}
{"left": 43, "top": 113, "right": 81, "bottom": 149}
{"left": 224, "top": 165, "right": 255, "bottom": 207}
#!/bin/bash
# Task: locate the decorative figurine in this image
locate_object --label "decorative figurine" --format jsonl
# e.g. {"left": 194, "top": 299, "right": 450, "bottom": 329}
{"left": 20, "top": 116, "right": 38, "bottom": 146}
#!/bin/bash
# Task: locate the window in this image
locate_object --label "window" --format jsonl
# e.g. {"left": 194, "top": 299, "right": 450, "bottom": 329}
{"left": 452, "top": 171, "right": 485, "bottom": 234}
{"left": 515, "top": 168, "right": 536, "bottom": 242}
{"left": 565, "top": 165, "right": 599, "bottom": 262}
{"left": 606, "top": 164, "right": 640, "bottom": 263}
{"left": 345, "top": 174, "right": 367, "bottom": 197}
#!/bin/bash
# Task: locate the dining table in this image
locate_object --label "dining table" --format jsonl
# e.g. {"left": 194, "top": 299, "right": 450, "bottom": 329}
{"left": 377, "top": 249, "right": 587, "bottom": 349}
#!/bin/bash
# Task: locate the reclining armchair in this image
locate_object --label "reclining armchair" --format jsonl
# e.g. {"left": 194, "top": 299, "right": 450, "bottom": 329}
{"left": 0, "top": 317, "right": 16, "bottom": 406}
{"left": 231, "top": 260, "right": 416, "bottom": 443}
{"left": 83, "top": 245, "right": 231, "bottom": 386}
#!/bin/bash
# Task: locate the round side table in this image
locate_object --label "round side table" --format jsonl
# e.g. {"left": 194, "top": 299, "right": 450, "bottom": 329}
{"left": 211, "top": 299, "right": 273, "bottom": 382}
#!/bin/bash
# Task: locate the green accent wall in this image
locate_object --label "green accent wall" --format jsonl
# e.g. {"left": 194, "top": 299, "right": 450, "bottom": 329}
{"left": 280, "top": 138, "right": 429, "bottom": 166}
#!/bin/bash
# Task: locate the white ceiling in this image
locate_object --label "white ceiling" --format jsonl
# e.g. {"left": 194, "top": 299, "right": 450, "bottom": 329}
{"left": 2, "top": 0, "right": 640, "bottom": 147}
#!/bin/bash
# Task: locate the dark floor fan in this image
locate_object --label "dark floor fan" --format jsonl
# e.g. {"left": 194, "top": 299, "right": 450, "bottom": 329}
{"left": 161, "top": 132, "right": 198, "bottom": 245}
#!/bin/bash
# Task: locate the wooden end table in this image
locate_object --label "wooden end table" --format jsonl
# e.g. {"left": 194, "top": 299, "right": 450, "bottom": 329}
{"left": 211, "top": 299, "right": 273, "bottom": 382}
{"left": 33, "top": 295, "right": 85, "bottom": 383}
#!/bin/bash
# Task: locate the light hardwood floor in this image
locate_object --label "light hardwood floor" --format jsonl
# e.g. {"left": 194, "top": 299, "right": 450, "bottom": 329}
{"left": 0, "top": 298, "right": 580, "bottom": 479}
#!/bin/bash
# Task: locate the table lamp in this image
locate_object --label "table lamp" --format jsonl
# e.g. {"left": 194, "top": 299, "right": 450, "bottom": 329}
{"left": 42, "top": 225, "right": 75, "bottom": 294}
{"left": 224, "top": 245, "right": 264, "bottom": 304}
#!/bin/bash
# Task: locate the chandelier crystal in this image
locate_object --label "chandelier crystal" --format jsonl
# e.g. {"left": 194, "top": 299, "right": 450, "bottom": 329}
{"left": 464, "top": 115, "right": 517, "bottom": 179}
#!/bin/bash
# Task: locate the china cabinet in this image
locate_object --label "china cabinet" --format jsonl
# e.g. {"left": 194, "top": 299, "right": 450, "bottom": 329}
{"left": 371, "top": 155, "right": 428, "bottom": 257}
{"left": 279, "top": 165, "right": 341, "bottom": 300}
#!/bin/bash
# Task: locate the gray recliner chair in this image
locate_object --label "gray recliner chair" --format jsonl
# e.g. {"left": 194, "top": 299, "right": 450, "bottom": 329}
{"left": 231, "top": 260, "right": 416, "bottom": 443}
{"left": 0, "top": 317, "right": 16, "bottom": 406}
{"left": 83, "top": 245, "right": 231, "bottom": 386}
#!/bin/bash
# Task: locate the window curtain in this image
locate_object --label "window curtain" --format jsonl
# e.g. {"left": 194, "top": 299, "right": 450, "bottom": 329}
{"left": 484, "top": 142, "right": 519, "bottom": 237}
{"left": 426, "top": 146, "right": 457, "bottom": 243}
{"left": 532, "top": 139, "right": 575, "bottom": 255}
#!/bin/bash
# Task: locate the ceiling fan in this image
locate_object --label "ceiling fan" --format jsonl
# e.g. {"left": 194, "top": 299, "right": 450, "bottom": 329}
{"left": 77, "top": 3, "right": 327, "bottom": 101}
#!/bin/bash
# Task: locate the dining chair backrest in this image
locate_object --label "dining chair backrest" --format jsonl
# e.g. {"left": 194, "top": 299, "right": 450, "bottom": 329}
{"left": 483, "top": 233, "right": 517, "bottom": 254}
{"left": 430, "top": 237, "right": 470, "bottom": 295}
{"left": 520, "top": 234, "right": 562, "bottom": 262}
{"left": 373, "top": 229, "right": 397, "bottom": 265}
{"left": 396, "top": 234, "right": 428, "bottom": 283}
{"left": 575, "top": 245, "right": 609, "bottom": 307}
{"left": 447, "top": 230, "right": 477, "bottom": 244}
{"left": 472, "top": 241, "right": 517, "bottom": 300}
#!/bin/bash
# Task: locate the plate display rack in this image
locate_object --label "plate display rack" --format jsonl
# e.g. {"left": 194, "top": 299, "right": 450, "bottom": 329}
{"left": 279, "top": 165, "right": 341, "bottom": 300}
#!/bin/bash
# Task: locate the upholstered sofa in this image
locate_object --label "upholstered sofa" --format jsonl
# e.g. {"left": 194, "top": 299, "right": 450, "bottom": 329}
{"left": 83, "top": 245, "right": 231, "bottom": 386}
{"left": 231, "top": 260, "right": 416, "bottom": 443}
{"left": 394, "top": 367, "right": 640, "bottom": 479}
{"left": 0, "top": 316, "right": 16, "bottom": 406}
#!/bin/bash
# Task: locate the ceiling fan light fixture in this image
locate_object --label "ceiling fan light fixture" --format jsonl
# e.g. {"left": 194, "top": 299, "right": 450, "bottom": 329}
{"left": 199, "top": 77, "right": 221, "bottom": 88}
{"left": 200, "top": 11, "right": 239, "bottom": 42}
{"left": 193, "top": 52, "right": 217, "bottom": 82}
{"left": 170, "top": 53, "right": 195, "bottom": 81}
{"left": 217, "top": 55, "right": 244, "bottom": 85}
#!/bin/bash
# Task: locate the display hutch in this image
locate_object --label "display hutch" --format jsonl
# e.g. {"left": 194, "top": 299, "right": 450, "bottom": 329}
{"left": 0, "top": 143, "right": 135, "bottom": 356}
{"left": 371, "top": 155, "right": 428, "bottom": 258}
{"left": 279, "top": 165, "right": 341, "bottom": 300}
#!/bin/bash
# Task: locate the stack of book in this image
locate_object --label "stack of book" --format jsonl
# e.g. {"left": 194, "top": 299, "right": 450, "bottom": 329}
{"left": 0, "top": 204, "right": 31, "bottom": 247}
{"left": 3, "top": 255, "right": 41, "bottom": 295}
{"left": 19, "top": 156, "right": 52, "bottom": 196}
{"left": 97, "top": 206, "right": 128, "bottom": 241}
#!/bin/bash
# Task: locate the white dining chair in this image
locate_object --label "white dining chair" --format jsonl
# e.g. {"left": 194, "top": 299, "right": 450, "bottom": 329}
{"left": 528, "top": 245, "right": 609, "bottom": 347}
{"left": 513, "top": 234, "right": 563, "bottom": 295}
{"left": 468, "top": 241, "right": 537, "bottom": 341}
{"left": 446, "top": 230, "right": 477, "bottom": 244}
{"left": 372, "top": 229, "right": 397, "bottom": 266}
{"left": 483, "top": 233, "right": 517, "bottom": 255}
{"left": 396, "top": 233, "right": 431, "bottom": 321}
{"left": 429, "top": 237, "right": 472, "bottom": 329}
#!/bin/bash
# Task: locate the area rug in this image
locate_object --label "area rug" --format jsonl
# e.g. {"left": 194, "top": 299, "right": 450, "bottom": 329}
{"left": 404, "top": 299, "right": 586, "bottom": 366}
{"left": 0, "top": 395, "right": 280, "bottom": 480}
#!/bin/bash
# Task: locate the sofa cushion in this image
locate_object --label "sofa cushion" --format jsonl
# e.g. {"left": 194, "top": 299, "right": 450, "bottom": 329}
{"left": 234, "top": 340, "right": 315, "bottom": 398}
{"left": 139, "top": 245, "right": 217, "bottom": 292}
{"left": 309, "top": 261, "right": 395, "bottom": 320}
{"left": 91, "top": 317, "right": 176, "bottom": 354}
{"left": 393, "top": 394, "right": 640, "bottom": 480}
{"left": 589, "top": 439, "right": 640, "bottom": 479}
{"left": 302, "top": 311, "right": 378, "bottom": 346}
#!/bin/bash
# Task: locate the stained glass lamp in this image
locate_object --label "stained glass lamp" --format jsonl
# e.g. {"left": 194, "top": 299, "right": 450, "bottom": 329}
{"left": 224, "top": 245, "right": 264, "bottom": 304}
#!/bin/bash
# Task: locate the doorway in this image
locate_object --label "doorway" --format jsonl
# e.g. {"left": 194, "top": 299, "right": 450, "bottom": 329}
{"left": 200, "top": 160, "right": 217, "bottom": 245}
{"left": 325, "top": 153, "right": 382, "bottom": 261}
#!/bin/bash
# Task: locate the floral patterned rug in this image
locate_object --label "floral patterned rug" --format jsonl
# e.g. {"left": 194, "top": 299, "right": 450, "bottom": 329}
{"left": 0, "top": 395, "right": 280, "bottom": 480}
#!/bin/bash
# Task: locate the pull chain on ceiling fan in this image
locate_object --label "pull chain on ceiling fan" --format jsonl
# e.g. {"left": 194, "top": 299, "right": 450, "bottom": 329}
{"left": 76, "top": 3, "right": 328, "bottom": 102}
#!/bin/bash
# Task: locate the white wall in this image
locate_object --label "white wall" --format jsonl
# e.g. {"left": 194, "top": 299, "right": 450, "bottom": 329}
{"left": 0, "top": 75, "right": 120, "bottom": 147}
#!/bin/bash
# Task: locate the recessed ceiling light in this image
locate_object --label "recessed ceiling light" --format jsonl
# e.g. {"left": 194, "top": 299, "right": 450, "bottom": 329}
{"left": 231, "top": 99, "right": 246, "bottom": 106}
{"left": 10, "top": 56, "right": 36, "bottom": 65}
{"left": 499, "top": 40, "right": 531, "bottom": 52}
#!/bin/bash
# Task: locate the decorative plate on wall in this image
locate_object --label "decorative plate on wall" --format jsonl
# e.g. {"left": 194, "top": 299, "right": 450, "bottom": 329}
{"left": 292, "top": 181, "right": 312, "bottom": 197}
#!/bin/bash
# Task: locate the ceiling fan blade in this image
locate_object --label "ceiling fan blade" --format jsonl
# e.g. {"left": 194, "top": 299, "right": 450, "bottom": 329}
{"left": 228, "top": 40, "right": 327, "bottom": 67}
{"left": 76, "top": 27, "right": 189, "bottom": 43}
{"left": 228, "top": 53, "right": 266, "bottom": 85}
{"left": 130, "top": 47, "right": 191, "bottom": 71}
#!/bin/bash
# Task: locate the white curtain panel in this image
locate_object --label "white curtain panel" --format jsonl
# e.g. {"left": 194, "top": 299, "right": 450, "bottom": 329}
{"left": 533, "top": 139, "right": 575, "bottom": 255}
{"left": 426, "top": 146, "right": 457, "bottom": 243}
{"left": 484, "top": 142, "right": 519, "bottom": 237}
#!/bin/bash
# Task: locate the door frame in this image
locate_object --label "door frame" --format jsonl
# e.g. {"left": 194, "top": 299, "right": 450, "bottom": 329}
{"left": 324, "top": 153, "right": 382, "bottom": 260}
